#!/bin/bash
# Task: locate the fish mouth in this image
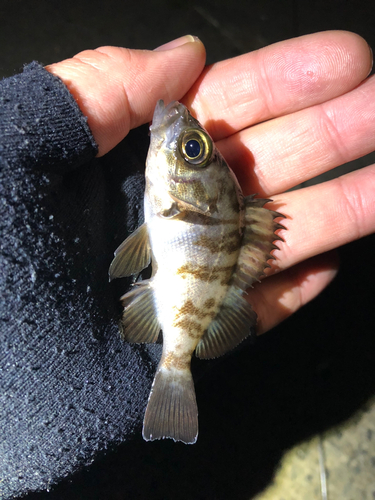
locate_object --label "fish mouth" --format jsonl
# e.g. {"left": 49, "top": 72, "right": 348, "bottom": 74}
{"left": 150, "top": 100, "right": 189, "bottom": 135}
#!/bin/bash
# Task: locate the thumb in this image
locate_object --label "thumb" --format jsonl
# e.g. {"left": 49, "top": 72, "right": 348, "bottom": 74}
{"left": 46, "top": 36, "right": 206, "bottom": 156}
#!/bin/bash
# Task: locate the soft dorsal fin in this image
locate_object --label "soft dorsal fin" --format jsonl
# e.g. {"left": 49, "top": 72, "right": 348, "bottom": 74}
{"left": 195, "top": 286, "right": 257, "bottom": 359}
{"left": 119, "top": 281, "right": 161, "bottom": 343}
{"left": 109, "top": 222, "right": 151, "bottom": 281}
{"left": 232, "top": 195, "right": 285, "bottom": 291}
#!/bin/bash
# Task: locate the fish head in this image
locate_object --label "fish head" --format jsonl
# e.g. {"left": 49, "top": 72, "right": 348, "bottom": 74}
{"left": 145, "top": 100, "right": 242, "bottom": 219}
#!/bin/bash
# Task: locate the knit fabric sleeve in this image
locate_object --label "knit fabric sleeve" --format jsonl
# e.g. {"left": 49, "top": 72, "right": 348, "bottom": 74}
{"left": 0, "top": 61, "right": 98, "bottom": 171}
{"left": 0, "top": 63, "right": 159, "bottom": 499}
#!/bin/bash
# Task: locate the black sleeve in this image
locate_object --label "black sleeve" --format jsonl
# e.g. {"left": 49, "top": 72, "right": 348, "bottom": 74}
{"left": 0, "top": 61, "right": 97, "bottom": 171}
{"left": 0, "top": 62, "right": 160, "bottom": 498}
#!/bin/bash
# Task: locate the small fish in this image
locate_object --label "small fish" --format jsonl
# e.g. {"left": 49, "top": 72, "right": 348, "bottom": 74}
{"left": 109, "top": 100, "right": 284, "bottom": 444}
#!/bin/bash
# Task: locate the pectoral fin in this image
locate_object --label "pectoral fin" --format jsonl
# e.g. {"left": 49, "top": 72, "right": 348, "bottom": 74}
{"left": 120, "top": 281, "right": 160, "bottom": 343}
{"left": 195, "top": 286, "right": 257, "bottom": 359}
{"left": 233, "top": 195, "right": 285, "bottom": 291}
{"left": 109, "top": 223, "right": 151, "bottom": 281}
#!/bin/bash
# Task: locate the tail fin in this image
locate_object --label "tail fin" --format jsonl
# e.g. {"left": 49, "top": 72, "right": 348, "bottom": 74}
{"left": 142, "top": 367, "right": 198, "bottom": 444}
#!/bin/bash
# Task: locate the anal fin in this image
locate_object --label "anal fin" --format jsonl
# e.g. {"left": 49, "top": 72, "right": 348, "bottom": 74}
{"left": 195, "top": 286, "right": 257, "bottom": 359}
{"left": 109, "top": 222, "right": 151, "bottom": 281}
{"left": 143, "top": 366, "right": 198, "bottom": 444}
{"left": 120, "top": 281, "right": 160, "bottom": 343}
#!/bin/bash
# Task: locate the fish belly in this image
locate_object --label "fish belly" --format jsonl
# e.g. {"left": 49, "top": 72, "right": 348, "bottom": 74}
{"left": 149, "top": 214, "right": 240, "bottom": 354}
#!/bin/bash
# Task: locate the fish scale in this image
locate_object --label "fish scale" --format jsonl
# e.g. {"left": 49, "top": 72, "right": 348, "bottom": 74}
{"left": 109, "top": 100, "right": 285, "bottom": 443}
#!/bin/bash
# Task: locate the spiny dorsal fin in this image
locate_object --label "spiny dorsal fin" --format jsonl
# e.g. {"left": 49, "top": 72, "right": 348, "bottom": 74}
{"left": 195, "top": 286, "right": 257, "bottom": 359}
{"left": 232, "top": 195, "right": 285, "bottom": 291}
{"left": 120, "top": 281, "right": 160, "bottom": 343}
{"left": 142, "top": 366, "right": 198, "bottom": 444}
{"left": 109, "top": 222, "right": 151, "bottom": 281}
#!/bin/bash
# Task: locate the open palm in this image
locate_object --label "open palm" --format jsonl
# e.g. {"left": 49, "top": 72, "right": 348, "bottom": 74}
{"left": 48, "top": 30, "right": 375, "bottom": 334}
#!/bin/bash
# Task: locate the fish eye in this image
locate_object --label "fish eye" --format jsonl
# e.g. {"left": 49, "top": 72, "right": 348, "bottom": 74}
{"left": 178, "top": 129, "right": 212, "bottom": 167}
{"left": 185, "top": 139, "right": 201, "bottom": 159}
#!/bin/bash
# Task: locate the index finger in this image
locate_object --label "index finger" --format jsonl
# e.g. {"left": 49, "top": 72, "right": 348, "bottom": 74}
{"left": 183, "top": 31, "right": 372, "bottom": 141}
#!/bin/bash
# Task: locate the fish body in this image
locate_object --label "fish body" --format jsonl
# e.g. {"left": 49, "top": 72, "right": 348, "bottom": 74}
{"left": 109, "top": 100, "right": 283, "bottom": 444}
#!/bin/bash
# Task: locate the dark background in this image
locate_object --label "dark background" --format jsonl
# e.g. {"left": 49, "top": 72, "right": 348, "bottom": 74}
{"left": 1, "top": 1, "right": 374, "bottom": 499}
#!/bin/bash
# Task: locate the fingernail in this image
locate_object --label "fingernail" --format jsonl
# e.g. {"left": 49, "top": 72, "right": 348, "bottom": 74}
{"left": 154, "top": 35, "right": 200, "bottom": 52}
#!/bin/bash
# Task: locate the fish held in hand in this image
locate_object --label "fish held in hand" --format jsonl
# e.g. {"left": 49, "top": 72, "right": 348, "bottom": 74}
{"left": 109, "top": 100, "right": 284, "bottom": 444}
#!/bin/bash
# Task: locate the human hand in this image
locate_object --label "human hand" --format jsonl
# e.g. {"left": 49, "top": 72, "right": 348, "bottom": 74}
{"left": 46, "top": 35, "right": 206, "bottom": 156}
{"left": 47, "top": 31, "right": 374, "bottom": 336}
{"left": 181, "top": 30, "right": 374, "bottom": 334}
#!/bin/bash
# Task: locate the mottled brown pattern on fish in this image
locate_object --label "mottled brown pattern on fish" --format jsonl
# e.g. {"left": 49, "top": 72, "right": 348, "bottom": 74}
{"left": 173, "top": 179, "right": 206, "bottom": 202}
{"left": 172, "top": 317, "right": 204, "bottom": 339}
{"left": 175, "top": 299, "right": 217, "bottom": 320}
{"left": 173, "top": 180, "right": 220, "bottom": 215}
{"left": 231, "top": 193, "right": 242, "bottom": 213}
{"left": 193, "top": 230, "right": 241, "bottom": 255}
{"left": 162, "top": 352, "right": 191, "bottom": 370}
{"left": 177, "top": 263, "right": 235, "bottom": 284}
{"left": 204, "top": 298, "right": 216, "bottom": 309}
{"left": 176, "top": 211, "right": 238, "bottom": 226}
{"left": 215, "top": 158, "right": 242, "bottom": 214}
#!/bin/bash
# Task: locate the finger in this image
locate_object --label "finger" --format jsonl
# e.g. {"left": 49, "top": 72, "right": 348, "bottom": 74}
{"left": 46, "top": 36, "right": 206, "bottom": 156}
{"left": 218, "top": 74, "right": 375, "bottom": 196}
{"left": 246, "top": 251, "right": 339, "bottom": 334}
{"left": 269, "top": 164, "right": 375, "bottom": 273}
{"left": 183, "top": 31, "right": 372, "bottom": 140}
